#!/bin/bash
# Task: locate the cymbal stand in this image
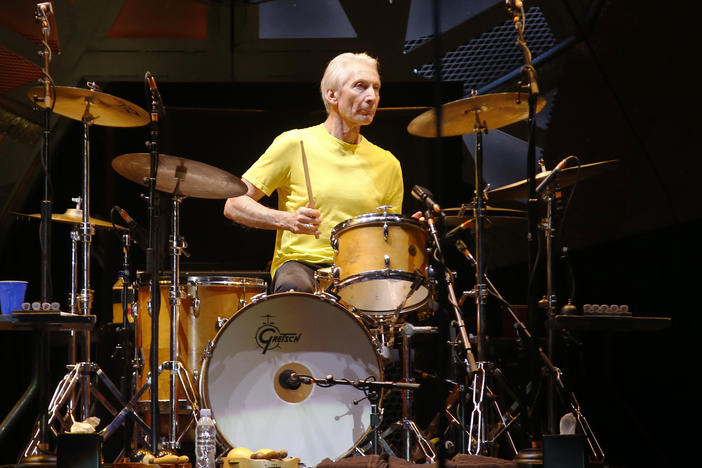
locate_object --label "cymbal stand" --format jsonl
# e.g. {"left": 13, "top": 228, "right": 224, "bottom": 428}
{"left": 467, "top": 108, "right": 490, "bottom": 364}
{"left": 482, "top": 269, "right": 604, "bottom": 463}
{"left": 163, "top": 193, "right": 200, "bottom": 450}
{"left": 20, "top": 87, "right": 133, "bottom": 461}
{"left": 117, "top": 230, "right": 137, "bottom": 459}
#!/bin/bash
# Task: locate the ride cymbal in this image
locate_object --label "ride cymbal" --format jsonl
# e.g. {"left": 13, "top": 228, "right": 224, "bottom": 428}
{"left": 28, "top": 86, "right": 149, "bottom": 127}
{"left": 486, "top": 159, "right": 619, "bottom": 203}
{"left": 443, "top": 205, "right": 527, "bottom": 228}
{"left": 13, "top": 208, "right": 127, "bottom": 230}
{"left": 112, "top": 153, "right": 247, "bottom": 199}
{"left": 407, "top": 92, "right": 547, "bottom": 137}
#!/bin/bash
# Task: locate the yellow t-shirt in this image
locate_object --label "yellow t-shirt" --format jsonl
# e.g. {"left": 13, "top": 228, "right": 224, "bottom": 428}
{"left": 243, "top": 124, "right": 404, "bottom": 278}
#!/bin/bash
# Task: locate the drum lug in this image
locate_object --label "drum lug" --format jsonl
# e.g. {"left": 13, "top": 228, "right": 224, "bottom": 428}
{"left": 331, "top": 235, "right": 338, "bottom": 251}
{"left": 332, "top": 266, "right": 340, "bottom": 280}
{"left": 216, "top": 316, "right": 228, "bottom": 330}
{"left": 384, "top": 255, "right": 391, "bottom": 270}
{"left": 383, "top": 222, "right": 389, "bottom": 241}
{"left": 203, "top": 340, "right": 214, "bottom": 359}
{"left": 193, "top": 283, "right": 201, "bottom": 317}
{"left": 251, "top": 292, "right": 267, "bottom": 303}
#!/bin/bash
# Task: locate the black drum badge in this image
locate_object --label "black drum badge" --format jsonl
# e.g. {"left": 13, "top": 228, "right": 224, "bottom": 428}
{"left": 255, "top": 315, "right": 302, "bottom": 354}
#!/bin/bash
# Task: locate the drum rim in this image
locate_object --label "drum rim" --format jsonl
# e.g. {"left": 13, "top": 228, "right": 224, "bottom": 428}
{"left": 334, "top": 270, "right": 430, "bottom": 314}
{"left": 331, "top": 212, "right": 424, "bottom": 238}
{"left": 198, "top": 291, "right": 384, "bottom": 462}
{"left": 183, "top": 275, "right": 267, "bottom": 287}
{"left": 134, "top": 272, "right": 267, "bottom": 287}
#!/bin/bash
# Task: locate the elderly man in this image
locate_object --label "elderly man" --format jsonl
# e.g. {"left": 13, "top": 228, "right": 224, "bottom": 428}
{"left": 224, "top": 52, "right": 405, "bottom": 292}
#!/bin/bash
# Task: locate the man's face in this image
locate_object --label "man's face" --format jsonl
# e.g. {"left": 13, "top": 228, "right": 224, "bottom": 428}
{"left": 334, "top": 62, "right": 381, "bottom": 127}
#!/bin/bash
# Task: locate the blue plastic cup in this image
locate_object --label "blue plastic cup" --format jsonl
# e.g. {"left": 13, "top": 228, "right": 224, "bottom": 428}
{"left": 0, "top": 281, "right": 28, "bottom": 315}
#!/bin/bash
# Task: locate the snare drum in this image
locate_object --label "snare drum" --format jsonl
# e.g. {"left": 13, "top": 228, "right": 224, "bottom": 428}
{"left": 200, "top": 292, "right": 382, "bottom": 468}
{"left": 331, "top": 212, "right": 430, "bottom": 316}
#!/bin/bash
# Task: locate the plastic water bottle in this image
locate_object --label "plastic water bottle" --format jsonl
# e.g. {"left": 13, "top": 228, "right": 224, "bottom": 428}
{"left": 196, "top": 409, "right": 216, "bottom": 468}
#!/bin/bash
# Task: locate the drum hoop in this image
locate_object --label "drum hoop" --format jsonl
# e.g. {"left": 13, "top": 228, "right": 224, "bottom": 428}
{"left": 334, "top": 271, "right": 430, "bottom": 314}
{"left": 183, "top": 276, "right": 267, "bottom": 287}
{"left": 331, "top": 213, "right": 424, "bottom": 238}
{"left": 135, "top": 272, "right": 267, "bottom": 288}
{"left": 198, "top": 291, "right": 384, "bottom": 453}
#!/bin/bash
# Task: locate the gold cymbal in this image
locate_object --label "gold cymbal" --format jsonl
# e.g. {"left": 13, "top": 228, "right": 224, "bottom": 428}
{"left": 407, "top": 92, "right": 547, "bottom": 137}
{"left": 112, "top": 153, "right": 247, "bottom": 199}
{"left": 27, "top": 86, "right": 149, "bottom": 127}
{"left": 486, "top": 159, "right": 619, "bottom": 203}
{"left": 443, "top": 205, "right": 527, "bottom": 228}
{"left": 13, "top": 208, "right": 127, "bottom": 230}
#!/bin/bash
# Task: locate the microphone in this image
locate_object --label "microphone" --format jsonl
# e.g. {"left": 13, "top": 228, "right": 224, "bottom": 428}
{"left": 411, "top": 185, "right": 441, "bottom": 213}
{"left": 278, "top": 369, "right": 309, "bottom": 390}
{"left": 145, "top": 71, "right": 166, "bottom": 116}
{"left": 504, "top": 0, "right": 524, "bottom": 13}
{"left": 114, "top": 206, "right": 147, "bottom": 242}
{"left": 455, "top": 240, "right": 477, "bottom": 267}
{"left": 535, "top": 155, "right": 576, "bottom": 195}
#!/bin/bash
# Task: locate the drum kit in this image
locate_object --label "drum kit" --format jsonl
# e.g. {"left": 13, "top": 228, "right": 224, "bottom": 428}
{"left": 10, "top": 5, "right": 613, "bottom": 467}
{"left": 12, "top": 73, "right": 613, "bottom": 466}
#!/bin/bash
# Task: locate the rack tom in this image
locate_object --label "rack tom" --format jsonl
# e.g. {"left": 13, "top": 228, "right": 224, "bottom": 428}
{"left": 330, "top": 213, "right": 429, "bottom": 316}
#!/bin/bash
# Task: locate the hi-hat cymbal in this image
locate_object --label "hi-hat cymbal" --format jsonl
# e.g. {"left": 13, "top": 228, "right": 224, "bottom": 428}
{"left": 443, "top": 205, "right": 527, "bottom": 228}
{"left": 112, "top": 153, "right": 247, "bottom": 199}
{"left": 407, "top": 92, "right": 547, "bottom": 137}
{"left": 28, "top": 86, "right": 149, "bottom": 127}
{"left": 486, "top": 159, "right": 619, "bottom": 203}
{"left": 13, "top": 209, "right": 127, "bottom": 230}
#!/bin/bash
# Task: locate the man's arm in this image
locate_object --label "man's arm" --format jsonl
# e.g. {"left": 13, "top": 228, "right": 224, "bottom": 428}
{"left": 223, "top": 177, "right": 322, "bottom": 236}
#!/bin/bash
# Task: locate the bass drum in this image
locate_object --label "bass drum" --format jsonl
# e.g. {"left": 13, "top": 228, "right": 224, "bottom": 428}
{"left": 200, "top": 292, "right": 382, "bottom": 467}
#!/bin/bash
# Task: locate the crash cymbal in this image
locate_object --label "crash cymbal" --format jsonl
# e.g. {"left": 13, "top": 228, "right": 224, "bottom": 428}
{"left": 443, "top": 205, "right": 527, "bottom": 228}
{"left": 486, "top": 159, "right": 619, "bottom": 203}
{"left": 13, "top": 209, "right": 127, "bottom": 230}
{"left": 407, "top": 92, "right": 547, "bottom": 137}
{"left": 112, "top": 153, "right": 247, "bottom": 199}
{"left": 27, "top": 86, "right": 149, "bottom": 127}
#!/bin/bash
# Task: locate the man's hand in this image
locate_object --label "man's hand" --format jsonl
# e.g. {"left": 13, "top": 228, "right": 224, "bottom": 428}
{"left": 289, "top": 201, "right": 322, "bottom": 237}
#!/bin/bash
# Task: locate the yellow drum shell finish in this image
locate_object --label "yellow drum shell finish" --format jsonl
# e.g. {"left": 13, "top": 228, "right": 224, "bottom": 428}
{"left": 133, "top": 273, "right": 267, "bottom": 402}
{"left": 331, "top": 213, "right": 429, "bottom": 316}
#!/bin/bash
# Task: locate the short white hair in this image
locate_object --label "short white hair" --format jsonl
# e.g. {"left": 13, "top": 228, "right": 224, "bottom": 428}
{"left": 320, "top": 52, "right": 379, "bottom": 113}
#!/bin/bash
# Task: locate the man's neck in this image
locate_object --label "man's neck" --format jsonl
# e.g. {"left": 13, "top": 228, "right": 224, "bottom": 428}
{"left": 324, "top": 115, "right": 361, "bottom": 145}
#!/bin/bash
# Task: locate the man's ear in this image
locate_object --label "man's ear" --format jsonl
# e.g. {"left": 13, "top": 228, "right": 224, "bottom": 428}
{"left": 325, "top": 88, "right": 337, "bottom": 107}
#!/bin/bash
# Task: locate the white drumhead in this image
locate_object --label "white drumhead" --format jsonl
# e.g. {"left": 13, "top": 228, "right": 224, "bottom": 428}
{"left": 201, "top": 293, "right": 381, "bottom": 467}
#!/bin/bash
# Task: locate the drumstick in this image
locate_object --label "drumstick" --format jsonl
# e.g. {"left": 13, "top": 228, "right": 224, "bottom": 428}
{"left": 300, "top": 140, "right": 314, "bottom": 208}
{"left": 300, "top": 140, "right": 319, "bottom": 238}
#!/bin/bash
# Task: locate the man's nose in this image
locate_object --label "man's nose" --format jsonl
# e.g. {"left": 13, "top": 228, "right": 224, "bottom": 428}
{"left": 364, "top": 88, "right": 379, "bottom": 102}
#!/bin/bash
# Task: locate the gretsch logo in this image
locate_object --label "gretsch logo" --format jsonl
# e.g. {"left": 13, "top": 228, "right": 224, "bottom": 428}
{"left": 255, "top": 314, "right": 302, "bottom": 354}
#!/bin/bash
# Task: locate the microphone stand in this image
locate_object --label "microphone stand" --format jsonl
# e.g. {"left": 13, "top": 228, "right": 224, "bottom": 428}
{"left": 507, "top": 1, "right": 555, "bottom": 438}
{"left": 289, "top": 373, "right": 422, "bottom": 458}
{"left": 425, "top": 210, "right": 478, "bottom": 455}
{"left": 145, "top": 77, "right": 162, "bottom": 455}
{"left": 27, "top": 4, "right": 55, "bottom": 459}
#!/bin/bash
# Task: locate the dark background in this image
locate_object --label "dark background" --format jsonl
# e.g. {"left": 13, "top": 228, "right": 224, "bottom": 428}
{"left": 0, "top": 1, "right": 698, "bottom": 467}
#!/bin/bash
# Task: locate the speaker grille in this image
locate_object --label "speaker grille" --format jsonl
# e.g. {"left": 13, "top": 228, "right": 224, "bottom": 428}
{"left": 408, "top": 7, "right": 555, "bottom": 95}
